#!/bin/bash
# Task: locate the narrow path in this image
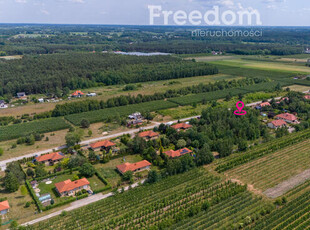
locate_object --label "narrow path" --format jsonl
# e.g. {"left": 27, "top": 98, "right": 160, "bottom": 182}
{"left": 264, "top": 168, "right": 310, "bottom": 199}
{"left": 0, "top": 116, "right": 199, "bottom": 170}
{"left": 22, "top": 179, "right": 146, "bottom": 226}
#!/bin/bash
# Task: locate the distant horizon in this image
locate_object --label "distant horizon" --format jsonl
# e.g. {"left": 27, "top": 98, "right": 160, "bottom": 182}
{"left": 0, "top": 23, "right": 309, "bottom": 28}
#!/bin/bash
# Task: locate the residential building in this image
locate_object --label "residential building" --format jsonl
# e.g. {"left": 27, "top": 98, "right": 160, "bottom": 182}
{"left": 16, "top": 92, "right": 26, "bottom": 98}
{"left": 304, "top": 95, "right": 310, "bottom": 100}
{"left": 128, "top": 112, "right": 142, "bottom": 120}
{"left": 0, "top": 200, "right": 10, "bottom": 215}
{"left": 35, "top": 152, "right": 65, "bottom": 165}
{"left": 260, "top": 102, "right": 271, "bottom": 107}
{"left": 138, "top": 130, "right": 159, "bottom": 140}
{"left": 30, "top": 180, "right": 38, "bottom": 189}
{"left": 171, "top": 123, "right": 192, "bottom": 131}
{"left": 89, "top": 140, "right": 116, "bottom": 151}
{"left": 55, "top": 178, "right": 90, "bottom": 197}
{"left": 276, "top": 113, "right": 299, "bottom": 124}
{"left": 116, "top": 160, "right": 151, "bottom": 175}
{"left": 71, "top": 90, "right": 84, "bottom": 98}
{"left": 164, "top": 148, "right": 193, "bottom": 158}
{"left": 268, "top": 120, "right": 287, "bottom": 129}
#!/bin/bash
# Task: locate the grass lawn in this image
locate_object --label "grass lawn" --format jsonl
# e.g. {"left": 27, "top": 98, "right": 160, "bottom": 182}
{"left": 0, "top": 185, "right": 36, "bottom": 228}
{"left": 94, "top": 155, "right": 143, "bottom": 187}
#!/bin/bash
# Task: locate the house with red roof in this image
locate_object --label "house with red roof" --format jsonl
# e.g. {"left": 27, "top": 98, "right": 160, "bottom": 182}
{"left": 71, "top": 90, "right": 84, "bottom": 98}
{"left": 268, "top": 120, "right": 287, "bottom": 129}
{"left": 116, "top": 160, "right": 151, "bottom": 175}
{"left": 276, "top": 113, "right": 299, "bottom": 124}
{"left": 260, "top": 102, "right": 271, "bottom": 107}
{"left": 89, "top": 140, "right": 116, "bottom": 151}
{"left": 35, "top": 152, "right": 65, "bottom": 165}
{"left": 0, "top": 200, "right": 10, "bottom": 215}
{"left": 138, "top": 130, "right": 159, "bottom": 140}
{"left": 164, "top": 148, "right": 193, "bottom": 158}
{"left": 304, "top": 95, "right": 310, "bottom": 100}
{"left": 171, "top": 123, "right": 192, "bottom": 131}
{"left": 55, "top": 178, "right": 90, "bottom": 197}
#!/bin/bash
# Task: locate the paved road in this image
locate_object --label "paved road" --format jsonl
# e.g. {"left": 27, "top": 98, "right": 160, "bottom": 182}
{"left": 0, "top": 116, "right": 199, "bottom": 171}
{"left": 22, "top": 179, "right": 146, "bottom": 226}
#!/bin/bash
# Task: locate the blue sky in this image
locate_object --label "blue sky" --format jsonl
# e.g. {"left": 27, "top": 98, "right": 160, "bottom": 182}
{"left": 0, "top": 0, "right": 309, "bottom": 26}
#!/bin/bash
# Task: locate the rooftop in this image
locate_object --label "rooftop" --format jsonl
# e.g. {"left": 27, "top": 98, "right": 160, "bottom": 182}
{"left": 116, "top": 160, "right": 151, "bottom": 174}
{"left": 164, "top": 148, "right": 193, "bottom": 158}
{"left": 138, "top": 130, "right": 159, "bottom": 138}
{"left": 0, "top": 200, "right": 10, "bottom": 212}
{"left": 36, "top": 152, "right": 65, "bottom": 162}
{"left": 171, "top": 123, "right": 192, "bottom": 130}
{"left": 90, "top": 140, "right": 116, "bottom": 149}
{"left": 55, "top": 178, "right": 90, "bottom": 193}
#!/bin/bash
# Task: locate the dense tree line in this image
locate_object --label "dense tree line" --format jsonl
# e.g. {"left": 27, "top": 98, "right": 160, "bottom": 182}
{"left": 0, "top": 53, "right": 217, "bottom": 96}
{"left": 51, "top": 77, "right": 268, "bottom": 117}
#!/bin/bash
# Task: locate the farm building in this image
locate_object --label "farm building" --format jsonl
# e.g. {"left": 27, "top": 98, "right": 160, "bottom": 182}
{"left": 171, "top": 123, "right": 192, "bottom": 131}
{"left": 116, "top": 160, "right": 151, "bottom": 175}
{"left": 276, "top": 113, "right": 299, "bottom": 124}
{"left": 164, "top": 148, "right": 193, "bottom": 158}
{"left": 268, "top": 120, "right": 287, "bottom": 129}
{"left": 35, "top": 152, "right": 65, "bottom": 165}
{"left": 55, "top": 178, "right": 90, "bottom": 197}
{"left": 138, "top": 130, "right": 159, "bottom": 140}
{"left": 0, "top": 200, "right": 10, "bottom": 215}
{"left": 89, "top": 140, "right": 116, "bottom": 151}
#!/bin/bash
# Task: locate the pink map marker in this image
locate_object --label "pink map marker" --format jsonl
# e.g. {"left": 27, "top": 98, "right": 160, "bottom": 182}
{"left": 234, "top": 101, "right": 247, "bottom": 116}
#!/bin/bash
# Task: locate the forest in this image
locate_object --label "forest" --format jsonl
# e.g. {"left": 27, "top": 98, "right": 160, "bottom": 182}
{"left": 0, "top": 53, "right": 217, "bottom": 96}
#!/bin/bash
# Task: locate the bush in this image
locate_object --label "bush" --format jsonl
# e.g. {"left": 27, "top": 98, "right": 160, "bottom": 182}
{"left": 79, "top": 163, "right": 96, "bottom": 177}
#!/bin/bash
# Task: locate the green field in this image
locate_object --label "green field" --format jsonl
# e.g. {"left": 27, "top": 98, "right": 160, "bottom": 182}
{"left": 227, "top": 139, "right": 310, "bottom": 191}
{"left": 30, "top": 168, "right": 272, "bottom": 230}
{"left": 65, "top": 100, "right": 178, "bottom": 125}
{"left": 0, "top": 118, "right": 70, "bottom": 141}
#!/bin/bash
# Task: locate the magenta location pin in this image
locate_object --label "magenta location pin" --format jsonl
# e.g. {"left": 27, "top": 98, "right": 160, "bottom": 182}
{"left": 234, "top": 101, "right": 247, "bottom": 116}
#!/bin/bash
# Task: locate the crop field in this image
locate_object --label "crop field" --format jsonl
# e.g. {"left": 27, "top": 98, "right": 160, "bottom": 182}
{"left": 168, "top": 88, "right": 248, "bottom": 106}
{"left": 65, "top": 100, "right": 178, "bottom": 125}
{"left": 209, "top": 59, "right": 310, "bottom": 74}
{"left": 30, "top": 168, "right": 272, "bottom": 230}
{"left": 0, "top": 117, "right": 70, "bottom": 141}
{"left": 253, "top": 188, "right": 310, "bottom": 230}
{"left": 215, "top": 128, "right": 310, "bottom": 173}
{"left": 226, "top": 139, "right": 310, "bottom": 191}
{"left": 167, "top": 80, "right": 286, "bottom": 106}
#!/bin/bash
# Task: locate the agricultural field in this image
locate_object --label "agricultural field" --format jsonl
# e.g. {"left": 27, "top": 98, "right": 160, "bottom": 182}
{"left": 285, "top": 84, "right": 310, "bottom": 92}
{"left": 225, "top": 139, "right": 310, "bottom": 192}
{"left": 0, "top": 118, "right": 70, "bottom": 142}
{"left": 65, "top": 100, "right": 178, "bottom": 125}
{"left": 168, "top": 88, "right": 248, "bottom": 106}
{"left": 208, "top": 59, "right": 310, "bottom": 74}
{"left": 253, "top": 186, "right": 310, "bottom": 230}
{"left": 0, "top": 73, "right": 238, "bottom": 118}
{"left": 30, "top": 168, "right": 273, "bottom": 230}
